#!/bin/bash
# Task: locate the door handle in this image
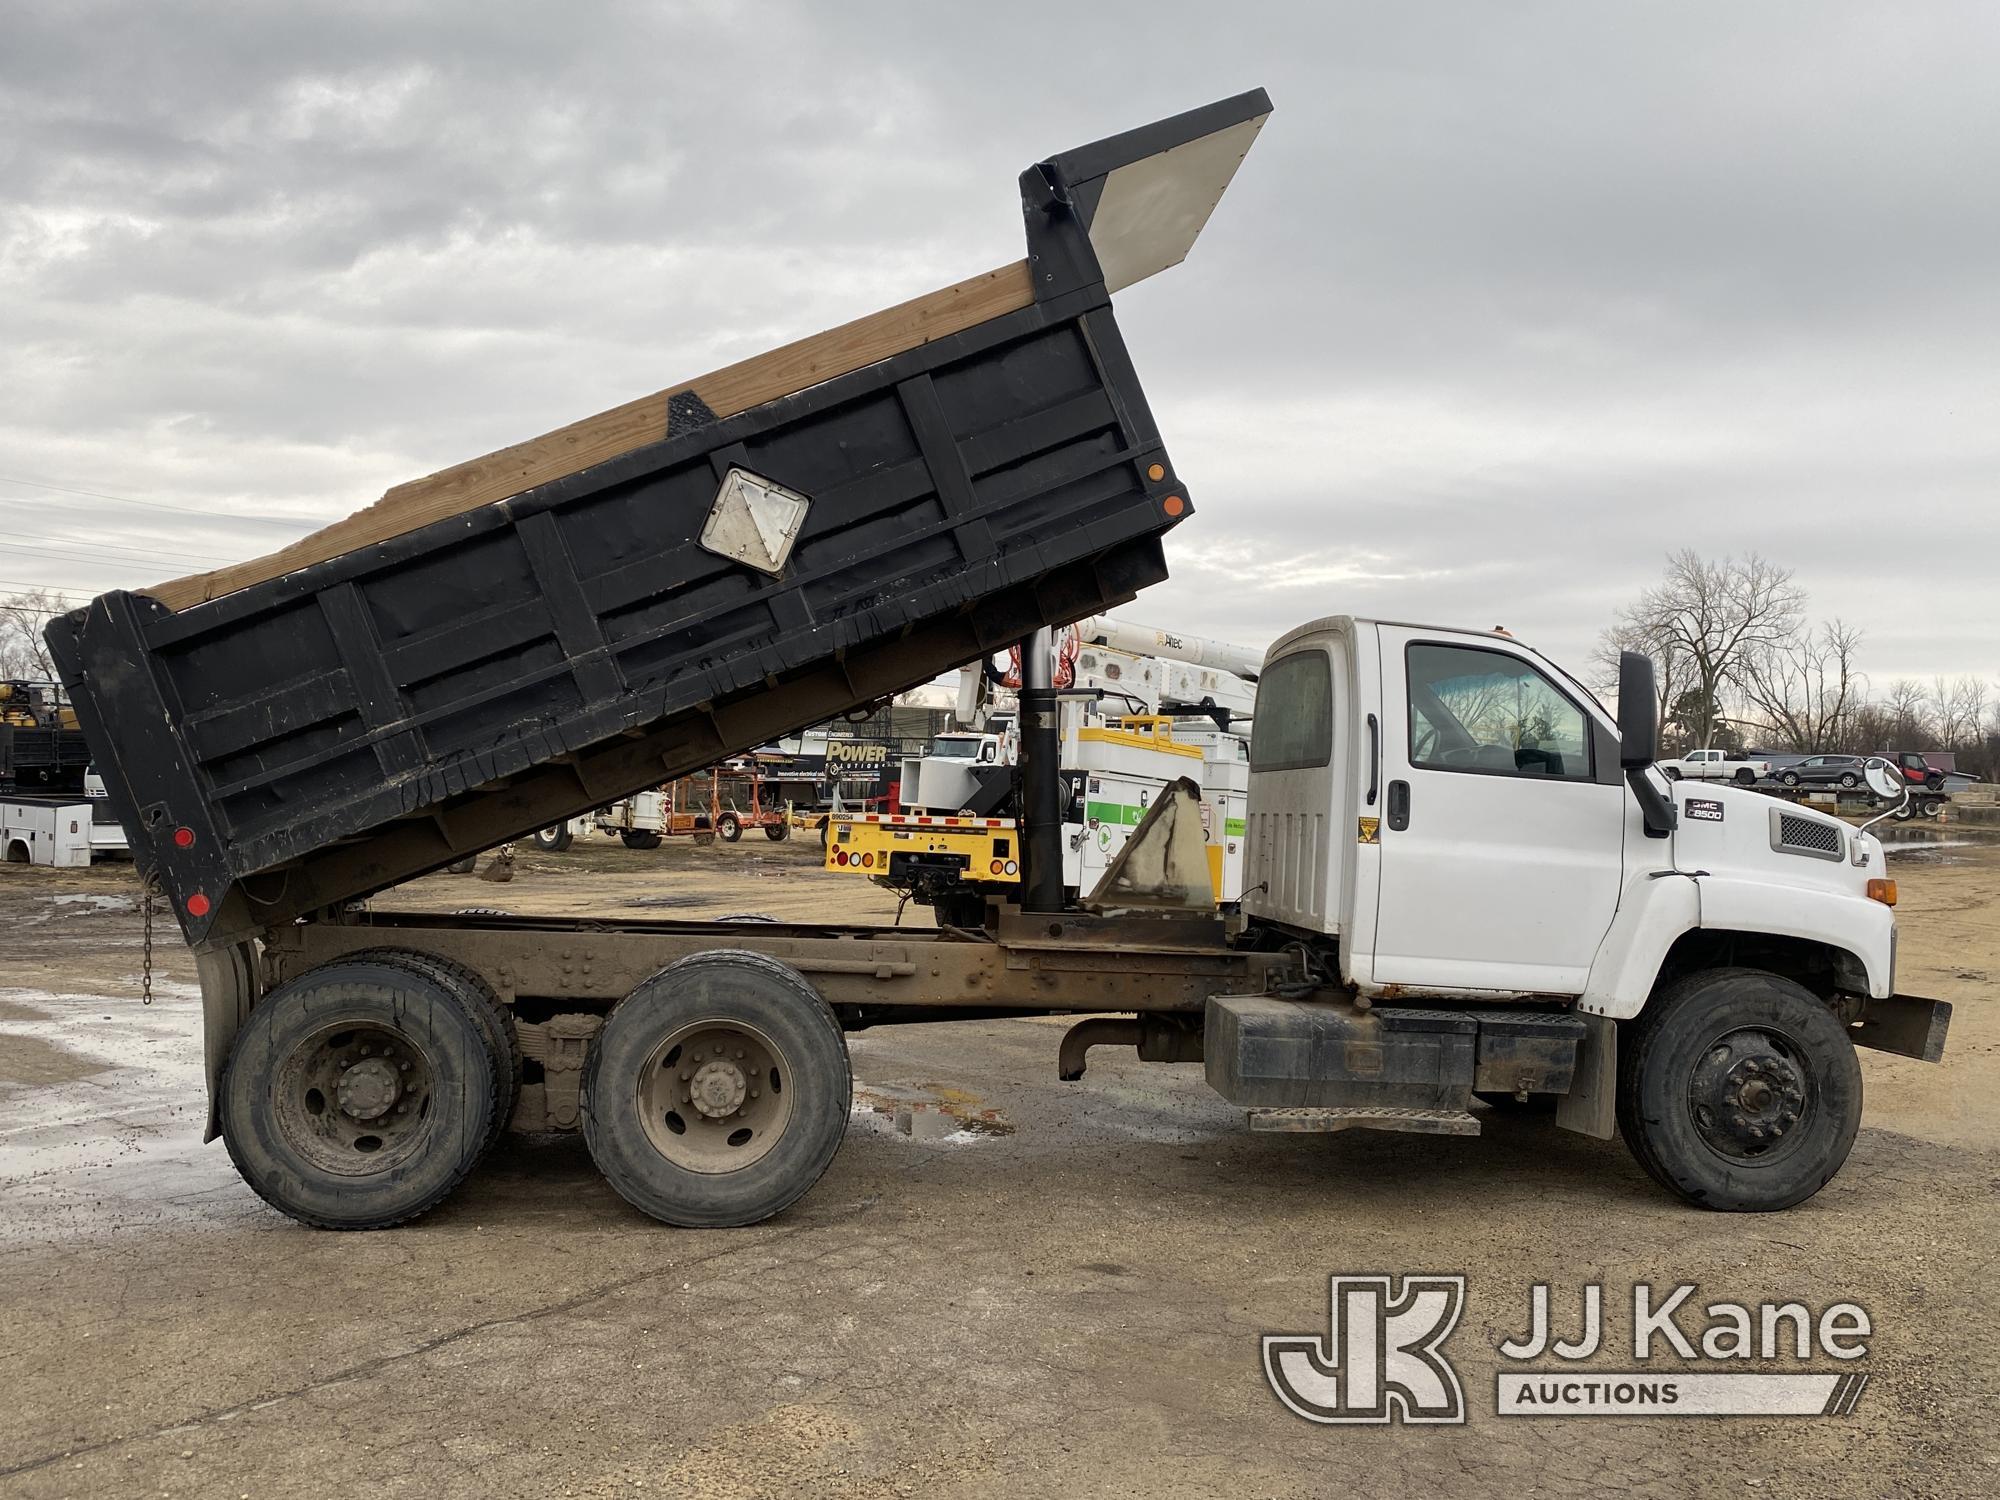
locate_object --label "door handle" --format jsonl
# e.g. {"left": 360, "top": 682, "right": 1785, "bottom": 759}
{"left": 1386, "top": 780, "right": 1411, "bottom": 831}
{"left": 1366, "top": 714, "right": 1380, "bottom": 806}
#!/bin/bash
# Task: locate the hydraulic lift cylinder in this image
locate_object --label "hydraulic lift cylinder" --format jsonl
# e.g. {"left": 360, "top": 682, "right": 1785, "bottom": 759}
{"left": 1018, "top": 627, "right": 1065, "bottom": 912}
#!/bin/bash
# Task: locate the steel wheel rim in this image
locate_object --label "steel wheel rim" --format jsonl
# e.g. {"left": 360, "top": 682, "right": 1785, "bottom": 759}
{"left": 637, "top": 1019, "right": 795, "bottom": 1174}
{"left": 272, "top": 1021, "right": 435, "bottom": 1175}
{"left": 1685, "top": 1026, "right": 1814, "bottom": 1166}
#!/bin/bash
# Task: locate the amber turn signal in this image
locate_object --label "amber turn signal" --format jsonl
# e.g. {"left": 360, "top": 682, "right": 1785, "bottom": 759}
{"left": 1866, "top": 878, "right": 1897, "bottom": 907}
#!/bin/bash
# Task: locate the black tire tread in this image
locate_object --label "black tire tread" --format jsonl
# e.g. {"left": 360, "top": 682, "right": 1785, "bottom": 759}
{"left": 581, "top": 949, "right": 849, "bottom": 1227}
{"left": 1617, "top": 966, "right": 1860, "bottom": 1212}
{"left": 344, "top": 946, "right": 521, "bottom": 1146}
{"left": 220, "top": 958, "right": 497, "bottom": 1230}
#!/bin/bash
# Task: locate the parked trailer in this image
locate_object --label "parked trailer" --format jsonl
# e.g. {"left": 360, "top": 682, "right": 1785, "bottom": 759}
{"left": 50, "top": 91, "right": 1949, "bottom": 1235}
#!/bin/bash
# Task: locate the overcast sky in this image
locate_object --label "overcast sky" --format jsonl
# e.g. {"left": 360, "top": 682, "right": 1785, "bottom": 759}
{"left": 3, "top": 1, "right": 1994, "bottom": 686}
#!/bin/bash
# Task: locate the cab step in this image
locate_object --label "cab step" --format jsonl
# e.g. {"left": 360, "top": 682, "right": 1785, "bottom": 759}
{"left": 1246, "top": 1106, "right": 1482, "bottom": 1137}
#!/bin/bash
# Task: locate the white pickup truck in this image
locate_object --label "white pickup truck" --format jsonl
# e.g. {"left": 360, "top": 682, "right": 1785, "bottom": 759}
{"left": 1659, "top": 747, "right": 1772, "bottom": 785}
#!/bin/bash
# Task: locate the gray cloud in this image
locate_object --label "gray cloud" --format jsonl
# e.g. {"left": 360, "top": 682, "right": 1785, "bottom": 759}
{"left": 2, "top": 0, "right": 1994, "bottom": 685}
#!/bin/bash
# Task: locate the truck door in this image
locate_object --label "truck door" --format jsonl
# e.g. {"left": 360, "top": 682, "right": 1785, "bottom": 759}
{"left": 1370, "top": 630, "right": 1623, "bottom": 995}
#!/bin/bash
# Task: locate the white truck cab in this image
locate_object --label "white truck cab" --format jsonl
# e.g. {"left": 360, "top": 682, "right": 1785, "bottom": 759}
{"left": 1224, "top": 616, "right": 1934, "bottom": 1210}
{"left": 1243, "top": 616, "right": 1892, "bottom": 1008}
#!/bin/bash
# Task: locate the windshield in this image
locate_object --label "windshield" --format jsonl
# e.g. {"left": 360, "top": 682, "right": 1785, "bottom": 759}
{"left": 931, "top": 735, "right": 984, "bottom": 757}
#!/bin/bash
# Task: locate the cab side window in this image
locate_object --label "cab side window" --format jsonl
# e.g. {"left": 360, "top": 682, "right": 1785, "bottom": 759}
{"left": 1250, "top": 651, "right": 1332, "bottom": 771}
{"left": 1406, "top": 643, "right": 1593, "bottom": 781}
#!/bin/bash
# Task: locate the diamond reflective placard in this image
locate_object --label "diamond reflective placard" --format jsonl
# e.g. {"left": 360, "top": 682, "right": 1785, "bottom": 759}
{"left": 699, "top": 468, "right": 811, "bottom": 575}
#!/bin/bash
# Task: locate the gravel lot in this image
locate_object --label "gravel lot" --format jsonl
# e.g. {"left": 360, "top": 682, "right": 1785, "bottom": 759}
{"left": 1, "top": 832, "right": 1994, "bottom": 1498}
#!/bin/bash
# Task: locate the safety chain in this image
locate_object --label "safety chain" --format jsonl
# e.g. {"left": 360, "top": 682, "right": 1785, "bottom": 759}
{"left": 139, "top": 867, "right": 157, "bottom": 1005}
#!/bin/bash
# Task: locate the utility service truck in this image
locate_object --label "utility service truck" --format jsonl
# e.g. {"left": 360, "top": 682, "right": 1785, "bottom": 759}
{"left": 48, "top": 91, "right": 1947, "bottom": 1234}
{"left": 829, "top": 615, "right": 1256, "bottom": 920}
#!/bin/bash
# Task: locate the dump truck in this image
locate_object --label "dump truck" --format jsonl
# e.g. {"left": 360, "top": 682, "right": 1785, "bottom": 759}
{"left": 49, "top": 90, "right": 1949, "bottom": 1233}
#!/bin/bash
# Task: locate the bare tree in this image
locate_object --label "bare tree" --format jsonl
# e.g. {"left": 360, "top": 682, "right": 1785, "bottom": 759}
{"left": 1593, "top": 617, "right": 1687, "bottom": 747}
{"left": 1881, "top": 679, "right": 1935, "bottom": 748}
{"left": 1930, "top": 675, "right": 1989, "bottom": 751}
{"left": 0, "top": 589, "right": 70, "bottom": 684}
{"left": 1613, "top": 550, "right": 1805, "bottom": 749}
{"left": 1737, "top": 619, "right": 1865, "bottom": 752}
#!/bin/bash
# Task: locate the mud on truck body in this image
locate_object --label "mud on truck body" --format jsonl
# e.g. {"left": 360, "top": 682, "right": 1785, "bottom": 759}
{"left": 48, "top": 90, "right": 1947, "bottom": 1231}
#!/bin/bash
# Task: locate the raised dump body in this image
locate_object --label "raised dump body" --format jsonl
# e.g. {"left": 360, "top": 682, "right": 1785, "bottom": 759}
{"left": 48, "top": 92, "right": 1272, "bottom": 954}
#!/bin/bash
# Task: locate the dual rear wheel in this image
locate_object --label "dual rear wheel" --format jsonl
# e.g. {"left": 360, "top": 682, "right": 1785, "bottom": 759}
{"left": 222, "top": 950, "right": 848, "bottom": 1230}
{"left": 219, "top": 954, "right": 517, "bottom": 1229}
{"left": 581, "top": 951, "right": 850, "bottom": 1227}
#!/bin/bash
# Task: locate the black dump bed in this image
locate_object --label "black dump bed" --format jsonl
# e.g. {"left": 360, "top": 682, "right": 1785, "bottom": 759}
{"left": 48, "top": 91, "right": 1270, "bottom": 952}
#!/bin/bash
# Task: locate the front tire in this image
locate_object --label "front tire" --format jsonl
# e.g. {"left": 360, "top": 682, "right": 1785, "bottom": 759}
{"left": 219, "top": 959, "right": 499, "bottom": 1229}
{"left": 1779, "top": 772, "right": 1801, "bottom": 787}
{"left": 716, "top": 813, "right": 743, "bottom": 843}
{"left": 1616, "top": 967, "right": 1860, "bottom": 1212}
{"left": 1664, "top": 767, "right": 1682, "bottom": 781}
{"left": 581, "top": 951, "right": 851, "bottom": 1227}
{"left": 534, "top": 824, "right": 574, "bottom": 852}
{"left": 1838, "top": 773, "right": 1859, "bottom": 789}
{"left": 764, "top": 821, "right": 789, "bottom": 842}
{"left": 621, "top": 830, "right": 663, "bottom": 850}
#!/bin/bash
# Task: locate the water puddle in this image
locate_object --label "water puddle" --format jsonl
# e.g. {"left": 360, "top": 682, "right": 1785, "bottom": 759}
{"left": 1885, "top": 837, "right": 1986, "bottom": 865}
{"left": 851, "top": 1082, "right": 1013, "bottom": 1143}
{"left": 0, "top": 983, "right": 252, "bottom": 1242}
{"left": 48, "top": 893, "right": 139, "bottom": 913}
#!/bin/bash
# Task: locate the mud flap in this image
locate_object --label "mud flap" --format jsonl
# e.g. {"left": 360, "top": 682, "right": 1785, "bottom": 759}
{"left": 194, "top": 941, "right": 260, "bottom": 1143}
{"left": 1850, "top": 994, "right": 1952, "bottom": 1063}
{"left": 1555, "top": 1012, "right": 1617, "bottom": 1140}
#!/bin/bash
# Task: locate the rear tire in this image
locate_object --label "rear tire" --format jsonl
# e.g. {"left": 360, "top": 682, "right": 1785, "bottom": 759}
{"left": 1734, "top": 768, "right": 1757, "bottom": 786}
{"left": 716, "top": 814, "right": 743, "bottom": 843}
{"left": 581, "top": 951, "right": 851, "bottom": 1227}
{"left": 534, "top": 825, "right": 574, "bottom": 853}
{"left": 764, "top": 821, "right": 789, "bottom": 842}
{"left": 621, "top": 830, "right": 663, "bottom": 850}
{"left": 1616, "top": 967, "right": 1860, "bottom": 1212}
{"left": 344, "top": 948, "right": 520, "bottom": 1147}
{"left": 446, "top": 855, "right": 478, "bottom": 874}
{"left": 219, "top": 959, "right": 498, "bottom": 1229}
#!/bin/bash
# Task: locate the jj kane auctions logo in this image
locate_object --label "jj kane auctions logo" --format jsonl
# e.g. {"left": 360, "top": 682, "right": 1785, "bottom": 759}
{"left": 1264, "top": 1276, "right": 1872, "bottom": 1423}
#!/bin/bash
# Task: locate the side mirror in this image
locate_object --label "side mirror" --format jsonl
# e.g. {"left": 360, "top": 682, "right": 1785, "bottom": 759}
{"left": 1863, "top": 758, "right": 1907, "bottom": 803}
{"left": 1617, "top": 651, "right": 1658, "bottom": 770}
